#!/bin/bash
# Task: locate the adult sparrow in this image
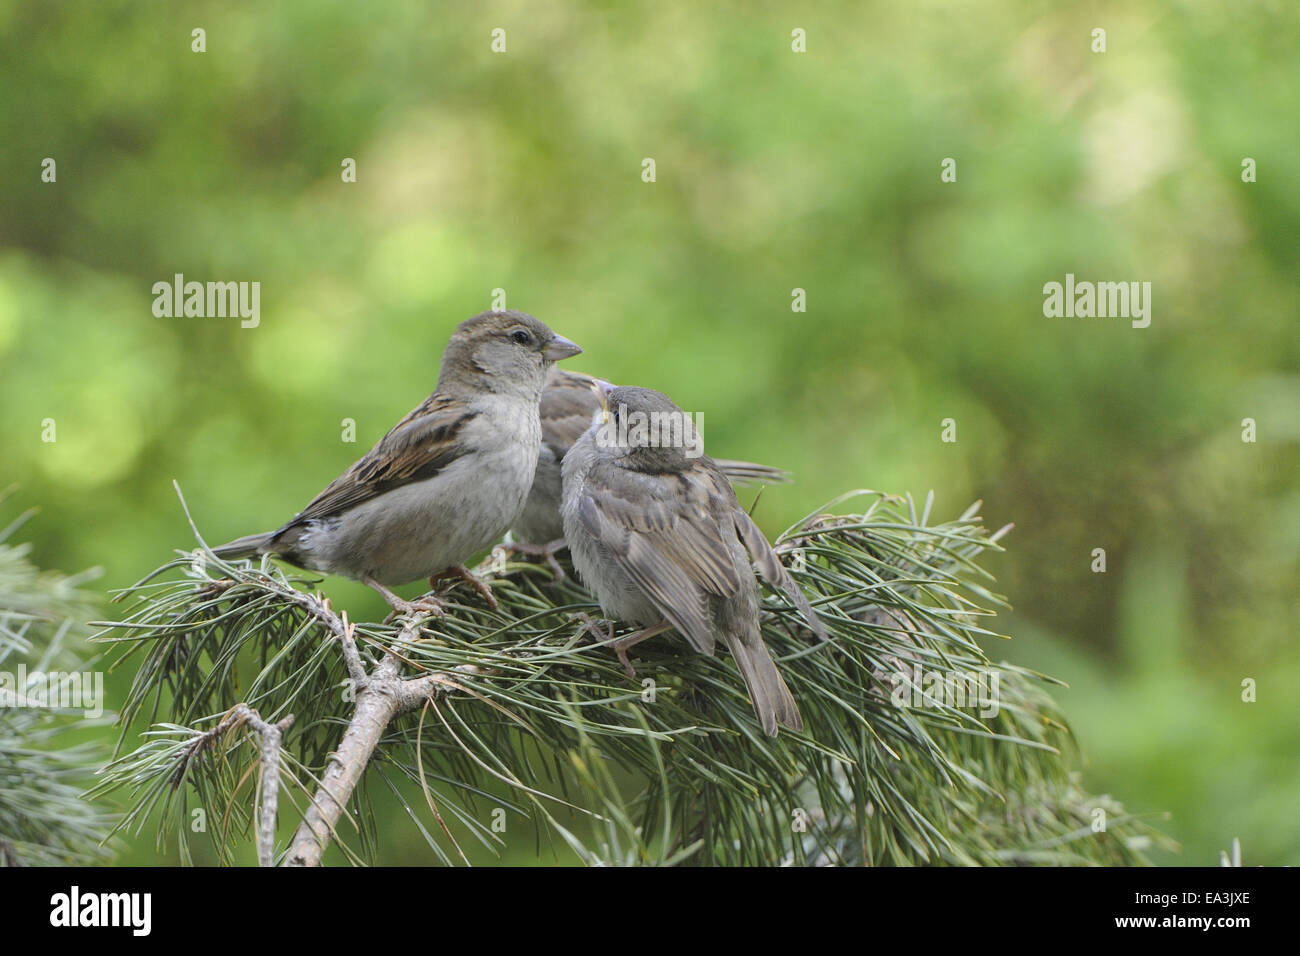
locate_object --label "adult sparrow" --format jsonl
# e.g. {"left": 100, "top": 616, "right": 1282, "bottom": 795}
{"left": 213, "top": 310, "right": 582, "bottom": 616}
{"left": 561, "top": 383, "right": 825, "bottom": 736}
{"left": 510, "top": 367, "right": 790, "bottom": 576}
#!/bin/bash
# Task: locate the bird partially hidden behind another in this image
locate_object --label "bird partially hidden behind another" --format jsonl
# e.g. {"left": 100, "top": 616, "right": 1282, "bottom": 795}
{"left": 212, "top": 310, "right": 582, "bottom": 617}
{"left": 510, "top": 367, "right": 791, "bottom": 577}
{"left": 561, "top": 382, "right": 827, "bottom": 737}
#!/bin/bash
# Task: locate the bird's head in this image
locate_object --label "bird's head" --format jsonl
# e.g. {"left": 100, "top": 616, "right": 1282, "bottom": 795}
{"left": 440, "top": 310, "right": 582, "bottom": 396}
{"left": 589, "top": 383, "right": 703, "bottom": 472}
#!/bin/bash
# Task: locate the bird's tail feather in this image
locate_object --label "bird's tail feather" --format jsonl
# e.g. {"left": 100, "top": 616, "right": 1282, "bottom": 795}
{"left": 732, "top": 509, "right": 828, "bottom": 643}
{"left": 211, "top": 532, "right": 274, "bottom": 559}
{"left": 725, "top": 633, "right": 802, "bottom": 737}
{"left": 715, "top": 458, "right": 791, "bottom": 487}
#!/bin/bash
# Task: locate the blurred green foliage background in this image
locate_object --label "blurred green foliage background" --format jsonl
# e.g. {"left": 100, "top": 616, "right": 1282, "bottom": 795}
{"left": 1, "top": 0, "right": 1296, "bottom": 865}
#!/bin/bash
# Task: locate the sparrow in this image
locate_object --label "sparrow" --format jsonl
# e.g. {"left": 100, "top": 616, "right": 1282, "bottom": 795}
{"left": 509, "top": 367, "right": 790, "bottom": 577}
{"left": 212, "top": 310, "right": 582, "bottom": 616}
{"left": 560, "top": 382, "right": 826, "bottom": 737}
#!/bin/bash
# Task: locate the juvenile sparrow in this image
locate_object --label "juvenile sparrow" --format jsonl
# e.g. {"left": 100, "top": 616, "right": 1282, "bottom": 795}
{"left": 213, "top": 310, "right": 582, "bottom": 616}
{"left": 510, "top": 367, "right": 790, "bottom": 576}
{"left": 561, "top": 383, "right": 826, "bottom": 737}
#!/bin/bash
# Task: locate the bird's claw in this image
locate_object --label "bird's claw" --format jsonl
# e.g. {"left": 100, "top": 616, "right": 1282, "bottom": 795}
{"left": 381, "top": 595, "right": 445, "bottom": 624}
{"left": 616, "top": 646, "right": 637, "bottom": 680}
{"left": 431, "top": 565, "right": 499, "bottom": 612}
{"left": 505, "top": 539, "right": 568, "bottom": 581}
{"left": 571, "top": 611, "right": 614, "bottom": 644}
{"left": 571, "top": 613, "right": 638, "bottom": 678}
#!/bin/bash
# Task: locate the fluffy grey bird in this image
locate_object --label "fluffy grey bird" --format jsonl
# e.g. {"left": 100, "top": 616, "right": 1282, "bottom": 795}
{"left": 561, "top": 383, "right": 826, "bottom": 736}
{"left": 510, "top": 367, "right": 790, "bottom": 576}
{"left": 213, "top": 310, "right": 582, "bottom": 616}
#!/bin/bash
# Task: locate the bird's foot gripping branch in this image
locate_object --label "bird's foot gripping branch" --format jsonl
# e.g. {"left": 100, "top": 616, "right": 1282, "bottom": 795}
{"left": 90, "top": 488, "right": 1171, "bottom": 866}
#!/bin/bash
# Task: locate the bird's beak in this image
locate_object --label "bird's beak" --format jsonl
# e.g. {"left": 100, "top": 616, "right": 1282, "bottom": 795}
{"left": 543, "top": 335, "right": 583, "bottom": 361}
{"left": 590, "top": 378, "right": 615, "bottom": 413}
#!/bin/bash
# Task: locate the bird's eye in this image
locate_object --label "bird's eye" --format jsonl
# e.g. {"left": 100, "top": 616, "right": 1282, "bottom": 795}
{"left": 510, "top": 329, "right": 533, "bottom": 346}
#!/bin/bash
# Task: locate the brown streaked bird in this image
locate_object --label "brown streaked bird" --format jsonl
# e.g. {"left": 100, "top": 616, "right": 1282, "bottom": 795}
{"left": 560, "top": 382, "right": 826, "bottom": 737}
{"left": 509, "top": 367, "right": 791, "bottom": 577}
{"left": 212, "top": 310, "right": 582, "bottom": 616}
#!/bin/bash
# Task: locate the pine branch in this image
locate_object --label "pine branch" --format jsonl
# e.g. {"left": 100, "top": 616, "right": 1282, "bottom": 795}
{"left": 172, "top": 704, "right": 295, "bottom": 866}
{"left": 89, "top": 486, "right": 1170, "bottom": 866}
{"left": 0, "top": 496, "right": 116, "bottom": 866}
{"left": 284, "top": 619, "right": 479, "bottom": 867}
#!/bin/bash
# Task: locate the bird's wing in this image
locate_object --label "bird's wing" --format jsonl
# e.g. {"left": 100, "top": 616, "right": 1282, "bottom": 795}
{"left": 732, "top": 507, "right": 828, "bottom": 642}
{"left": 283, "top": 392, "right": 478, "bottom": 527}
{"left": 576, "top": 460, "right": 745, "bottom": 654}
{"left": 539, "top": 368, "right": 599, "bottom": 457}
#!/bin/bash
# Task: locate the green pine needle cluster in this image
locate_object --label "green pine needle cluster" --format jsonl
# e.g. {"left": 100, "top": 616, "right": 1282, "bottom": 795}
{"left": 91, "top": 488, "right": 1172, "bottom": 865}
{"left": 0, "top": 501, "right": 116, "bottom": 866}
